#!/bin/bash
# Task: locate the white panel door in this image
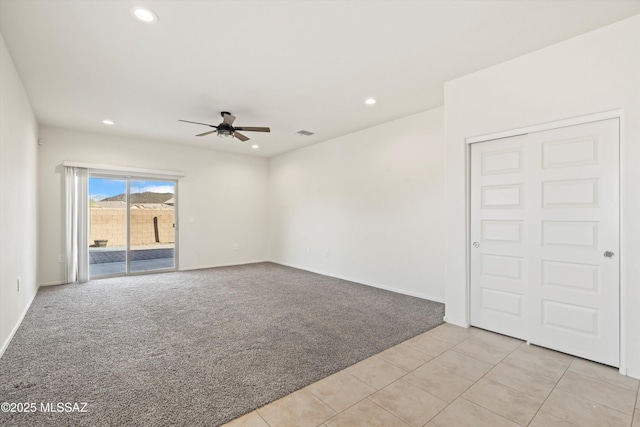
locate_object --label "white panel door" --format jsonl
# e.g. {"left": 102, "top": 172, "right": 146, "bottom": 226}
{"left": 470, "top": 118, "right": 620, "bottom": 366}
{"left": 527, "top": 119, "right": 619, "bottom": 367}
{"left": 470, "top": 135, "right": 528, "bottom": 340}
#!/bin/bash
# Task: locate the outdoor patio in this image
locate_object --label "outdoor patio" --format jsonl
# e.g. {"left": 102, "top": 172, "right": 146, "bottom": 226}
{"left": 89, "top": 245, "right": 174, "bottom": 277}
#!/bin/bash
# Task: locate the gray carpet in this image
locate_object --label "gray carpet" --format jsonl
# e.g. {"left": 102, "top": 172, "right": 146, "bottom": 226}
{"left": 0, "top": 262, "right": 444, "bottom": 426}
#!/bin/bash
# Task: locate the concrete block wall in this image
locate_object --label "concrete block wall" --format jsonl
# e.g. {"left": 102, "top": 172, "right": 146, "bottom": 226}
{"left": 89, "top": 207, "right": 175, "bottom": 246}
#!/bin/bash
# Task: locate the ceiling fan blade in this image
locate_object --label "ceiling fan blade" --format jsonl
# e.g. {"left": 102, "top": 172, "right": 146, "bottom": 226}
{"left": 222, "top": 113, "right": 236, "bottom": 126}
{"left": 234, "top": 132, "right": 249, "bottom": 142}
{"left": 234, "top": 126, "right": 270, "bottom": 133}
{"left": 179, "top": 119, "right": 217, "bottom": 128}
{"left": 196, "top": 130, "right": 217, "bottom": 137}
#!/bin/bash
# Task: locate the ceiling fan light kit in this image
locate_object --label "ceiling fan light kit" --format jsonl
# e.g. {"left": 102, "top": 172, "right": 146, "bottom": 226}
{"left": 179, "top": 111, "right": 270, "bottom": 142}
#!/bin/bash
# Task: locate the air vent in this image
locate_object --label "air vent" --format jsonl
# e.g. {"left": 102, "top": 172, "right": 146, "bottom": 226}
{"left": 296, "top": 130, "right": 315, "bottom": 136}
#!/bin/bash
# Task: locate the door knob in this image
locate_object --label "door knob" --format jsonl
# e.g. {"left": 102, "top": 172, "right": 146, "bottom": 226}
{"left": 603, "top": 251, "right": 615, "bottom": 259}
{"left": 473, "top": 242, "right": 480, "bottom": 248}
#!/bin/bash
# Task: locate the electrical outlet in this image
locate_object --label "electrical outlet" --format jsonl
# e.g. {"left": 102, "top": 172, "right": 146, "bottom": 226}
{"left": 324, "top": 250, "right": 329, "bottom": 257}
{"left": 17, "top": 277, "right": 20, "bottom": 292}
{"left": 59, "top": 254, "right": 64, "bottom": 263}
{"left": 232, "top": 243, "right": 238, "bottom": 251}
{"left": 306, "top": 247, "right": 310, "bottom": 254}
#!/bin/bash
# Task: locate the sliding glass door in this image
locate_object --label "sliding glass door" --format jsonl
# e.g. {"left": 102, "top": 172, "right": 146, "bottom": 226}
{"left": 89, "top": 176, "right": 127, "bottom": 277}
{"left": 129, "top": 179, "right": 176, "bottom": 273}
{"left": 89, "top": 175, "right": 177, "bottom": 278}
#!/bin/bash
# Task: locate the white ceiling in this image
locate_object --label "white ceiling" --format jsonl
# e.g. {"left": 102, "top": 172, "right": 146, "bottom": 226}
{"left": 1, "top": 1, "right": 639, "bottom": 157}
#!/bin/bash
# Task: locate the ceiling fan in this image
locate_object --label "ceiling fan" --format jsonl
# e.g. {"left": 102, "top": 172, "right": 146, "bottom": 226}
{"left": 179, "top": 111, "right": 270, "bottom": 142}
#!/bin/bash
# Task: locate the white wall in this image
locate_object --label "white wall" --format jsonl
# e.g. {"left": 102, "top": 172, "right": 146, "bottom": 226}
{"left": 269, "top": 108, "right": 445, "bottom": 302}
{"left": 37, "top": 126, "right": 269, "bottom": 285}
{"left": 0, "top": 33, "right": 39, "bottom": 356}
{"left": 444, "top": 15, "right": 640, "bottom": 376}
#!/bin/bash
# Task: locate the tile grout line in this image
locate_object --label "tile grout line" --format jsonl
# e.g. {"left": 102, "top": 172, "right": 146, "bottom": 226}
{"left": 305, "top": 370, "right": 372, "bottom": 419}
{"left": 363, "top": 366, "right": 455, "bottom": 426}
{"left": 258, "top": 327, "right": 522, "bottom": 427}
{"left": 333, "top": 327, "right": 475, "bottom": 426}
{"left": 524, "top": 358, "right": 577, "bottom": 427}
{"left": 325, "top": 359, "right": 459, "bottom": 426}
{"left": 365, "top": 396, "right": 413, "bottom": 427}
{"left": 637, "top": 382, "right": 640, "bottom": 426}
{"left": 451, "top": 328, "right": 525, "bottom": 364}
{"left": 424, "top": 330, "right": 606, "bottom": 426}
{"left": 440, "top": 333, "right": 524, "bottom": 387}
{"left": 255, "top": 409, "right": 271, "bottom": 427}
{"left": 253, "top": 326, "right": 636, "bottom": 427}
{"left": 302, "top": 327, "right": 455, "bottom": 427}
{"left": 554, "top": 389, "right": 640, "bottom": 420}
{"left": 486, "top": 341, "right": 635, "bottom": 427}
{"left": 634, "top": 379, "right": 640, "bottom": 415}
{"left": 252, "top": 328, "right": 448, "bottom": 427}
{"left": 442, "top": 336, "right": 541, "bottom": 426}
{"left": 458, "top": 396, "right": 529, "bottom": 426}
{"left": 416, "top": 331, "right": 531, "bottom": 426}
{"left": 409, "top": 329, "right": 527, "bottom": 426}
{"left": 448, "top": 346, "right": 508, "bottom": 368}
{"left": 552, "top": 366, "right": 637, "bottom": 419}
{"left": 238, "top": 326, "right": 532, "bottom": 427}
{"left": 473, "top": 340, "right": 578, "bottom": 405}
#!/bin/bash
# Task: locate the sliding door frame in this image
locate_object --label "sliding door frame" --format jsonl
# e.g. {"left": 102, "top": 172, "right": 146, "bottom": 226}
{"left": 127, "top": 174, "right": 179, "bottom": 276}
{"left": 88, "top": 171, "right": 179, "bottom": 279}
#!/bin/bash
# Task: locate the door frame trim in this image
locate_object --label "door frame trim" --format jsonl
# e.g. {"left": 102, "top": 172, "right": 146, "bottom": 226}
{"left": 466, "top": 109, "right": 623, "bottom": 144}
{"left": 463, "top": 109, "right": 625, "bottom": 373}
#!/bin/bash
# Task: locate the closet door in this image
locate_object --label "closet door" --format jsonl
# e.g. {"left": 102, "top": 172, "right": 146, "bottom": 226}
{"left": 470, "top": 135, "right": 528, "bottom": 340}
{"left": 470, "top": 119, "right": 620, "bottom": 367}
{"left": 527, "top": 119, "right": 619, "bottom": 367}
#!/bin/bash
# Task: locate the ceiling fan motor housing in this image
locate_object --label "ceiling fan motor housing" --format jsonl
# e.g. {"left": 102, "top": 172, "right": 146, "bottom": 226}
{"left": 179, "top": 111, "right": 269, "bottom": 142}
{"left": 217, "top": 123, "right": 235, "bottom": 138}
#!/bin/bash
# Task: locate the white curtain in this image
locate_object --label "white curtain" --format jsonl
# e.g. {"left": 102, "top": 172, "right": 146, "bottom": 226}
{"left": 65, "top": 167, "right": 89, "bottom": 283}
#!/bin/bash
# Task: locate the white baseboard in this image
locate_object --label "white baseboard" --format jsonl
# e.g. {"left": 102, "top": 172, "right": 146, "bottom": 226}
{"left": 0, "top": 285, "right": 39, "bottom": 359}
{"left": 180, "top": 260, "right": 269, "bottom": 272}
{"left": 38, "top": 280, "right": 65, "bottom": 287}
{"left": 625, "top": 368, "right": 640, "bottom": 380}
{"left": 271, "top": 261, "right": 446, "bottom": 304}
{"left": 443, "top": 317, "right": 470, "bottom": 328}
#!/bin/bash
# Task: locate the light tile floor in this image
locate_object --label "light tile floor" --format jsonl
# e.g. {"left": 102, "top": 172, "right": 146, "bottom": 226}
{"left": 222, "top": 323, "right": 640, "bottom": 427}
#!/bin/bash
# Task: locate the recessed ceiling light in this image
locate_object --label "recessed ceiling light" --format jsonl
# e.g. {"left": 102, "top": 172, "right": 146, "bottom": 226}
{"left": 131, "top": 7, "right": 158, "bottom": 23}
{"left": 102, "top": 119, "right": 115, "bottom": 125}
{"left": 365, "top": 98, "right": 377, "bottom": 105}
{"left": 251, "top": 145, "right": 260, "bottom": 150}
